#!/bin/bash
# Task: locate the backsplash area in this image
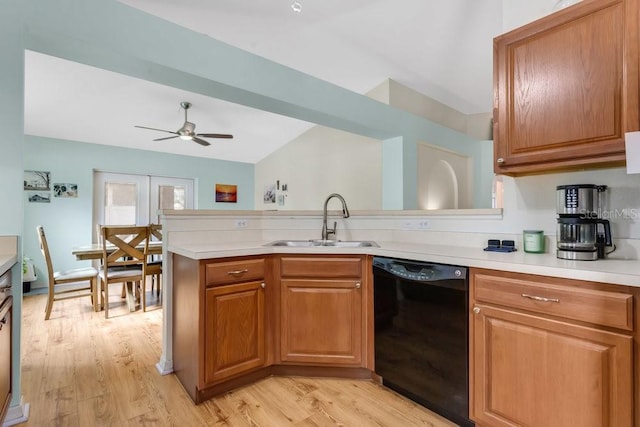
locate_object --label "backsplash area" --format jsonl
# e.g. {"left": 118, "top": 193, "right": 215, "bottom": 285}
{"left": 501, "top": 167, "right": 640, "bottom": 240}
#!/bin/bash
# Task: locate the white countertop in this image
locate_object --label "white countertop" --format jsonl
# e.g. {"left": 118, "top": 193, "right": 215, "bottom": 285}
{"left": 0, "top": 236, "right": 18, "bottom": 277}
{"left": 0, "top": 254, "right": 17, "bottom": 277}
{"left": 169, "top": 240, "right": 640, "bottom": 288}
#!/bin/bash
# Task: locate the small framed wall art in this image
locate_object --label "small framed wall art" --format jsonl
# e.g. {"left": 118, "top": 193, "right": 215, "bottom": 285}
{"left": 215, "top": 184, "right": 237, "bottom": 203}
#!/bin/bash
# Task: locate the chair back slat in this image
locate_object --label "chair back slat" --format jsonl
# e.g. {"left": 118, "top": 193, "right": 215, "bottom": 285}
{"left": 36, "top": 225, "right": 56, "bottom": 284}
{"left": 149, "top": 224, "right": 162, "bottom": 241}
{"left": 101, "top": 226, "right": 150, "bottom": 270}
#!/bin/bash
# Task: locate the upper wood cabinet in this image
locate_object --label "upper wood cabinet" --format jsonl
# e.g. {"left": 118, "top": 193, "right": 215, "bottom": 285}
{"left": 493, "top": 0, "right": 639, "bottom": 175}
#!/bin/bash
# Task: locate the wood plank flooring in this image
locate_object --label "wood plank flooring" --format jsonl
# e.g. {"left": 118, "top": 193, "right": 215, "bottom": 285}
{"left": 20, "top": 292, "right": 458, "bottom": 426}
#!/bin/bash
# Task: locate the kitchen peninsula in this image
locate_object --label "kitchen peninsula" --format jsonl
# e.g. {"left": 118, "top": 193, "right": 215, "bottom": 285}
{"left": 160, "top": 210, "right": 640, "bottom": 427}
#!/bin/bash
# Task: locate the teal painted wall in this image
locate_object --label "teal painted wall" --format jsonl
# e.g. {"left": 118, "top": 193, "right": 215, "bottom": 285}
{"left": 0, "top": 0, "right": 24, "bottom": 411}
{"left": 23, "top": 136, "right": 253, "bottom": 285}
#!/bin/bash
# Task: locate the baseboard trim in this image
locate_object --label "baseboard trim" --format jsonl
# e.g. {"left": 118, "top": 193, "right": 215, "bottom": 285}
{"left": 2, "top": 397, "right": 29, "bottom": 427}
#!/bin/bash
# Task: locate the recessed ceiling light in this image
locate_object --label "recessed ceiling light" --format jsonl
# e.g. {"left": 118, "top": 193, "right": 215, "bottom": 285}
{"left": 291, "top": 1, "right": 302, "bottom": 13}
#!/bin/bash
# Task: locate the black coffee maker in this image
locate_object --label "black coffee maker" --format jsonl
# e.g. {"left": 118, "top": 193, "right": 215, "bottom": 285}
{"left": 556, "top": 184, "right": 612, "bottom": 260}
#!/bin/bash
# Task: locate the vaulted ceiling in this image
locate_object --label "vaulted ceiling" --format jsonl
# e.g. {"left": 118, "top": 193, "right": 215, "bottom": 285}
{"left": 23, "top": 0, "right": 558, "bottom": 163}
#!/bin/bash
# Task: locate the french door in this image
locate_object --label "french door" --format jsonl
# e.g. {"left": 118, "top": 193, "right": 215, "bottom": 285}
{"left": 93, "top": 171, "right": 194, "bottom": 242}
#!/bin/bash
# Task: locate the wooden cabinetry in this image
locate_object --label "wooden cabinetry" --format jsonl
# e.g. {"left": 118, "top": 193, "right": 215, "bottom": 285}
{"left": 204, "top": 280, "right": 265, "bottom": 384}
{"left": 278, "top": 256, "right": 372, "bottom": 368}
{"left": 0, "top": 294, "right": 11, "bottom": 425}
{"left": 470, "top": 268, "right": 635, "bottom": 427}
{"left": 493, "top": 0, "right": 639, "bottom": 175}
{"left": 172, "top": 255, "right": 272, "bottom": 403}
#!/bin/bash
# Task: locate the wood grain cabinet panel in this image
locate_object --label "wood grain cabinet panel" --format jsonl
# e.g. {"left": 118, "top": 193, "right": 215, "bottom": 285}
{"left": 472, "top": 304, "right": 633, "bottom": 427}
{"left": 470, "top": 268, "right": 635, "bottom": 427}
{"left": 278, "top": 255, "right": 369, "bottom": 367}
{"left": 280, "top": 278, "right": 362, "bottom": 365}
{"left": 493, "top": 0, "right": 639, "bottom": 175}
{"left": 205, "top": 258, "right": 264, "bottom": 286}
{"left": 473, "top": 270, "right": 633, "bottom": 330}
{"left": 204, "top": 281, "right": 265, "bottom": 384}
{"left": 172, "top": 254, "right": 271, "bottom": 403}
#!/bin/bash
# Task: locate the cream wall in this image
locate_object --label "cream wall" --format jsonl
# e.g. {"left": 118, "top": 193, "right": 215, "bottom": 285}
{"left": 255, "top": 79, "right": 492, "bottom": 211}
{"left": 254, "top": 126, "right": 382, "bottom": 210}
{"left": 417, "top": 144, "right": 472, "bottom": 209}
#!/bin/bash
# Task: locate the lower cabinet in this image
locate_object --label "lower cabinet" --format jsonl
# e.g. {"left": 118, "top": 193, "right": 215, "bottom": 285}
{"left": 470, "top": 268, "right": 635, "bottom": 427}
{"left": 204, "top": 280, "right": 265, "bottom": 384}
{"left": 173, "top": 253, "right": 373, "bottom": 404}
{"left": 280, "top": 278, "right": 362, "bottom": 365}
{"left": 0, "top": 295, "right": 12, "bottom": 425}
{"left": 172, "top": 255, "right": 270, "bottom": 403}
{"left": 278, "top": 255, "right": 370, "bottom": 367}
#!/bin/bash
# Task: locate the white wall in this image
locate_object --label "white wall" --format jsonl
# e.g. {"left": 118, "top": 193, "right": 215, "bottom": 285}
{"left": 501, "top": 0, "right": 560, "bottom": 32}
{"left": 256, "top": 79, "right": 494, "bottom": 211}
{"left": 501, "top": 167, "right": 640, "bottom": 244}
{"left": 254, "top": 126, "right": 382, "bottom": 210}
{"left": 417, "top": 144, "right": 472, "bottom": 209}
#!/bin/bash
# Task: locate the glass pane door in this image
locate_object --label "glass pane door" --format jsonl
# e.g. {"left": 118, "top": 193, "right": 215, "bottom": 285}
{"left": 93, "top": 172, "right": 150, "bottom": 243}
{"left": 93, "top": 172, "right": 194, "bottom": 242}
{"left": 149, "top": 176, "right": 194, "bottom": 224}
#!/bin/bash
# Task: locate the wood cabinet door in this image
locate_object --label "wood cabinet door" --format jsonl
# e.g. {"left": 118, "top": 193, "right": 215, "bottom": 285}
{"left": 203, "top": 281, "right": 265, "bottom": 385}
{"left": 470, "top": 304, "right": 633, "bottom": 427}
{"left": 494, "top": 0, "right": 639, "bottom": 175}
{"left": 280, "top": 279, "right": 362, "bottom": 365}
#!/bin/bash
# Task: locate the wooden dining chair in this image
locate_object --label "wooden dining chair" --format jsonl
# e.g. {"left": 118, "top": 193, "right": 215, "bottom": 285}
{"left": 37, "top": 225, "right": 98, "bottom": 320}
{"left": 146, "top": 224, "right": 162, "bottom": 300}
{"left": 99, "top": 225, "right": 149, "bottom": 318}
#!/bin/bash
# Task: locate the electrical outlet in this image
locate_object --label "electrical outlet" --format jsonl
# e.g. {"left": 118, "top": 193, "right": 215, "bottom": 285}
{"left": 402, "top": 220, "right": 415, "bottom": 230}
{"left": 418, "top": 220, "right": 429, "bottom": 229}
{"left": 235, "top": 219, "right": 248, "bottom": 228}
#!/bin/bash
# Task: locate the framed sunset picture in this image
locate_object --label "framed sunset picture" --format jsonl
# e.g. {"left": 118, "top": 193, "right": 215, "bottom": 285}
{"left": 215, "top": 184, "right": 237, "bottom": 203}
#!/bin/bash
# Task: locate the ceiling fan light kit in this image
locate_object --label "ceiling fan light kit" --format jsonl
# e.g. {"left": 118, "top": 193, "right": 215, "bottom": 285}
{"left": 135, "top": 101, "right": 233, "bottom": 147}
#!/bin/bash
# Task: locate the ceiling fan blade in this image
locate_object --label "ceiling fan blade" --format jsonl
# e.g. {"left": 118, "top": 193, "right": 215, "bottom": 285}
{"left": 134, "top": 125, "right": 177, "bottom": 135}
{"left": 197, "top": 133, "right": 234, "bottom": 139}
{"left": 192, "top": 136, "right": 211, "bottom": 146}
{"left": 153, "top": 135, "right": 179, "bottom": 141}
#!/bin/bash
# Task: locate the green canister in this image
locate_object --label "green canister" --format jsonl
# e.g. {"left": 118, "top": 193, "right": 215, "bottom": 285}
{"left": 523, "top": 230, "right": 545, "bottom": 253}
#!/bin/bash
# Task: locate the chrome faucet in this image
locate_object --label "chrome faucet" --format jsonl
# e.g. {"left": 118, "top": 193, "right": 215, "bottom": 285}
{"left": 321, "top": 193, "right": 350, "bottom": 241}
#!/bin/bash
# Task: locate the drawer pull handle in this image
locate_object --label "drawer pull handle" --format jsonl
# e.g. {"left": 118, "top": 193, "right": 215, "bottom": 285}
{"left": 522, "top": 293, "right": 559, "bottom": 303}
{"left": 227, "top": 269, "right": 249, "bottom": 276}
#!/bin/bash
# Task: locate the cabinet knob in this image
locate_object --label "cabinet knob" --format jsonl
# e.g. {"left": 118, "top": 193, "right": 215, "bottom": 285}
{"left": 473, "top": 307, "right": 481, "bottom": 314}
{"left": 355, "top": 282, "right": 361, "bottom": 289}
{"left": 496, "top": 158, "right": 505, "bottom": 164}
{"left": 261, "top": 282, "right": 266, "bottom": 289}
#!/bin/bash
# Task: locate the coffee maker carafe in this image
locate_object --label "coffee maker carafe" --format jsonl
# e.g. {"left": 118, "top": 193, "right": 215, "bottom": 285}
{"left": 556, "top": 184, "right": 612, "bottom": 260}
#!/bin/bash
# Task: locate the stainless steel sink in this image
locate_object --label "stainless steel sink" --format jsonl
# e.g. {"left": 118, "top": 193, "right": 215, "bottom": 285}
{"left": 265, "top": 239, "right": 379, "bottom": 248}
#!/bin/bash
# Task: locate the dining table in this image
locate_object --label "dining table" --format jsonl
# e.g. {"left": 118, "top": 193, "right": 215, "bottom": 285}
{"left": 71, "top": 240, "right": 163, "bottom": 261}
{"left": 71, "top": 240, "right": 163, "bottom": 312}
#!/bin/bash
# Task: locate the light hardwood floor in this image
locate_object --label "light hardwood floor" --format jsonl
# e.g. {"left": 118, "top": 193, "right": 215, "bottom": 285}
{"left": 20, "top": 291, "right": 458, "bottom": 426}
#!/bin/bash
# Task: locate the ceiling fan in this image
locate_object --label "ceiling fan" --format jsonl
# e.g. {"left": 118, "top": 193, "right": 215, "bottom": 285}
{"left": 135, "top": 101, "right": 233, "bottom": 146}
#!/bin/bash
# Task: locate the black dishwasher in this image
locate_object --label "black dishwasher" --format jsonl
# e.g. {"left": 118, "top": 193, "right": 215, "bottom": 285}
{"left": 373, "top": 257, "right": 473, "bottom": 427}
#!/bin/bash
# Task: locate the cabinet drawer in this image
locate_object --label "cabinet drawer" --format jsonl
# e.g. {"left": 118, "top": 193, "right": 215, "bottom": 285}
{"left": 205, "top": 258, "right": 264, "bottom": 286}
{"left": 0, "top": 270, "right": 10, "bottom": 290}
{"left": 280, "top": 256, "right": 362, "bottom": 278}
{"left": 472, "top": 270, "right": 633, "bottom": 331}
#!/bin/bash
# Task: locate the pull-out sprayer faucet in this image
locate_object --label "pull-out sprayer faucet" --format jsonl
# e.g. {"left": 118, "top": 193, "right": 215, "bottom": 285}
{"left": 321, "top": 193, "right": 350, "bottom": 241}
